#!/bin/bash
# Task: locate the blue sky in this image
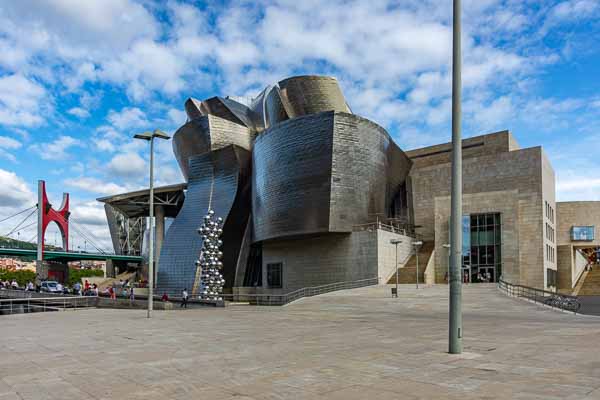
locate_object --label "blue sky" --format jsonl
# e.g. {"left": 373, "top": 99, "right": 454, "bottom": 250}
{"left": 0, "top": 0, "right": 599, "bottom": 250}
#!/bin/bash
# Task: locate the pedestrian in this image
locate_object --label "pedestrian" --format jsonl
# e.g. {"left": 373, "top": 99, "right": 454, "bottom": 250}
{"left": 73, "top": 281, "right": 81, "bottom": 295}
{"left": 486, "top": 271, "right": 491, "bottom": 283}
{"left": 181, "top": 288, "right": 189, "bottom": 308}
{"left": 11, "top": 279, "right": 18, "bottom": 289}
{"left": 26, "top": 281, "right": 34, "bottom": 291}
{"left": 84, "top": 280, "right": 90, "bottom": 291}
{"left": 161, "top": 293, "right": 169, "bottom": 302}
{"left": 129, "top": 287, "right": 135, "bottom": 303}
{"left": 109, "top": 286, "right": 116, "bottom": 300}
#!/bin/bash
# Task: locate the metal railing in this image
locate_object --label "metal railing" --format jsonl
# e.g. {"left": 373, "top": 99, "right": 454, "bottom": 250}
{"left": 161, "top": 277, "right": 380, "bottom": 306}
{"left": 498, "top": 278, "right": 581, "bottom": 313}
{"left": 0, "top": 295, "right": 97, "bottom": 315}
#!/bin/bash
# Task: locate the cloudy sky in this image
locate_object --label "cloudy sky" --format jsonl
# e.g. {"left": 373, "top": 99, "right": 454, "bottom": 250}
{"left": 0, "top": 0, "right": 599, "bottom": 251}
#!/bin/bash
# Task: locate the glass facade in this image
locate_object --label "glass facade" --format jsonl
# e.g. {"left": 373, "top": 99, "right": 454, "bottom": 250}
{"left": 461, "top": 213, "right": 502, "bottom": 283}
{"left": 571, "top": 226, "right": 594, "bottom": 241}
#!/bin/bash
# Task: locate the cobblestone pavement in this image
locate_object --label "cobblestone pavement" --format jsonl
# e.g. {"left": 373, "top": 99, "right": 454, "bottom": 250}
{"left": 1, "top": 284, "right": 600, "bottom": 400}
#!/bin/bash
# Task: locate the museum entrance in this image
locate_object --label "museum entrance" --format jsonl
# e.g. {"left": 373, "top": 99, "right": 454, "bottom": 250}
{"left": 462, "top": 213, "right": 502, "bottom": 283}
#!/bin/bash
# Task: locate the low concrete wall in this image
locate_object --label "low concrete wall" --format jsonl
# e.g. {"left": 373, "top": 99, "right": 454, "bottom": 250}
{"left": 376, "top": 230, "right": 413, "bottom": 283}
{"left": 424, "top": 249, "right": 436, "bottom": 285}
{"left": 574, "top": 249, "right": 588, "bottom": 287}
{"left": 94, "top": 297, "right": 173, "bottom": 310}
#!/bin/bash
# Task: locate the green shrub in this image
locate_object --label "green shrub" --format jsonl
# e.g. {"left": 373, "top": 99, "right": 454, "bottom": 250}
{"left": 67, "top": 268, "right": 104, "bottom": 286}
{"left": 0, "top": 270, "right": 36, "bottom": 286}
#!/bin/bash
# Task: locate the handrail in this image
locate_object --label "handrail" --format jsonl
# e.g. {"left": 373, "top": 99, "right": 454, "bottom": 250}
{"left": 0, "top": 294, "right": 97, "bottom": 316}
{"left": 160, "top": 277, "right": 380, "bottom": 306}
{"left": 498, "top": 278, "right": 580, "bottom": 313}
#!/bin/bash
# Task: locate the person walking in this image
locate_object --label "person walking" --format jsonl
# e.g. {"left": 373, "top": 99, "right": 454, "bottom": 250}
{"left": 181, "top": 288, "right": 189, "bottom": 308}
{"left": 129, "top": 287, "right": 135, "bottom": 303}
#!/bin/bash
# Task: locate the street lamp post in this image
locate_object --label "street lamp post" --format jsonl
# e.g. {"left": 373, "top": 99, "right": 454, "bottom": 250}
{"left": 449, "top": 0, "right": 463, "bottom": 354}
{"left": 390, "top": 239, "right": 402, "bottom": 298}
{"left": 134, "top": 129, "right": 171, "bottom": 319}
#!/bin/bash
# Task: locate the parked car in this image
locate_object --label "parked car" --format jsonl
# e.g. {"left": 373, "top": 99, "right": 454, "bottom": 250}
{"left": 40, "top": 281, "right": 61, "bottom": 294}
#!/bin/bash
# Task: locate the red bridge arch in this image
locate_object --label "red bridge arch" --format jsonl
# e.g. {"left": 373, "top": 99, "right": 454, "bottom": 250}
{"left": 37, "top": 180, "right": 69, "bottom": 261}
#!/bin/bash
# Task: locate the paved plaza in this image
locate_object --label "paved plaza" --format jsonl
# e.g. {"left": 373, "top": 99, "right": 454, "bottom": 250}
{"left": 2, "top": 284, "right": 600, "bottom": 400}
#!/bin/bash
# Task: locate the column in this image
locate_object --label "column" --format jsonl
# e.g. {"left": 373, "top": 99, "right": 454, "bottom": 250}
{"left": 154, "top": 205, "right": 165, "bottom": 276}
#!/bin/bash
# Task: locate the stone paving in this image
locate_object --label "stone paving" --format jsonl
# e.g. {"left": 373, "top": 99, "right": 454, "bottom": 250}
{"left": 1, "top": 284, "right": 600, "bottom": 400}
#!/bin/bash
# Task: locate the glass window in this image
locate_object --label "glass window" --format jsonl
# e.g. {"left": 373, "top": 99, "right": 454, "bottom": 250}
{"left": 267, "top": 263, "right": 283, "bottom": 288}
{"left": 571, "top": 226, "right": 594, "bottom": 241}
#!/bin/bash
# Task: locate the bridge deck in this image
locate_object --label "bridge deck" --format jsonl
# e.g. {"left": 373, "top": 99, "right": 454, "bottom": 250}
{"left": 0, "top": 247, "right": 142, "bottom": 262}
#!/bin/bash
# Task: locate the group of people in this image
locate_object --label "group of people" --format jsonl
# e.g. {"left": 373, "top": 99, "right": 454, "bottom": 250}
{"left": 0, "top": 279, "right": 20, "bottom": 289}
{"left": 0, "top": 280, "right": 36, "bottom": 291}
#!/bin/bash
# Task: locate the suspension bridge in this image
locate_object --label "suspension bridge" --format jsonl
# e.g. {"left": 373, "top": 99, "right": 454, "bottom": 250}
{"left": 0, "top": 180, "right": 142, "bottom": 270}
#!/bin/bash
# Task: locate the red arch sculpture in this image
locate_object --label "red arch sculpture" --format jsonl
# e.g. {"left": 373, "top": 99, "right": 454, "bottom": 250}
{"left": 37, "top": 180, "right": 69, "bottom": 261}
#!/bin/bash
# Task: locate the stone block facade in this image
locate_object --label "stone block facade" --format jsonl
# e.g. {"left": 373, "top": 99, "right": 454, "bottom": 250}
{"left": 260, "top": 230, "right": 412, "bottom": 292}
{"left": 408, "top": 130, "right": 553, "bottom": 289}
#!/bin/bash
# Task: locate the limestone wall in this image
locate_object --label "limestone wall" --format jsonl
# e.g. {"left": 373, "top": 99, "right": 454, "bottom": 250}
{"left": 410, "top": 143, "right": 547, "bottom": 288}
{"left": 261, "top": 230, "right": 411, "bottom": 292}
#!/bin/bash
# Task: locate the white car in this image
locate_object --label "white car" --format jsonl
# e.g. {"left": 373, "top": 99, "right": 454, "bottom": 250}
{"left": 40, "top": 281, "right": 62, "bottom": 294}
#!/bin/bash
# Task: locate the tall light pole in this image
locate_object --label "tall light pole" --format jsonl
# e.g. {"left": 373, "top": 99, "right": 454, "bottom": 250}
{"left": 413, "top": 241, "right": 423, "bottom": 289}
{"left": 390, "top": 239, "right": 402, "bottom": 298}
{"left": 449, "top": 0, "right": 463, "bottom": 354}
{"left": 134, "top": 129, "right": 171, "bottom": 319}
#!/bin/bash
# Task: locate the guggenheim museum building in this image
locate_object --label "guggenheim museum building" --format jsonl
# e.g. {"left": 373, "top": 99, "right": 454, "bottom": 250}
{"left": 99, "top": 75, "right": 600, "bottom": 297}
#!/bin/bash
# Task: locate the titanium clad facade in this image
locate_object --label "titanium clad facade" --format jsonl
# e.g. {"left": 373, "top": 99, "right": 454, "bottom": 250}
{"left": 278, "top": 76, "right": 350, "bottom": 116}
{"left": 173, "top": 115, "right": 252, "bottom": 180}
{"left": 252, "top": 111, "right": 412, "bottom": 243}
{"left": 252, "top": 113, "right": 335, "bottom": 241}
{"left": 157, "top": 145, "right": 250, "bottom": 296}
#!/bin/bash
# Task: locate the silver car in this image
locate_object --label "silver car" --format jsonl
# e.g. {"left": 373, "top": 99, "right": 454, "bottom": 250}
{"left": 40, "top": 281, "right": 61, "bottom": 294}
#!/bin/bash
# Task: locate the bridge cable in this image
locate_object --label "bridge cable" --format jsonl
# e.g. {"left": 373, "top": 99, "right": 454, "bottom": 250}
{"left": 0, "top": 205, "right": 36, "bottom": 224}
{"left": 69, "top": 221, "right": 109, "bottom": 254}
{"left": 2, "top": 208, "right": 37, "bottom": 238}
{"left": 6, "top": 220, "right": 37, "bottom": 237}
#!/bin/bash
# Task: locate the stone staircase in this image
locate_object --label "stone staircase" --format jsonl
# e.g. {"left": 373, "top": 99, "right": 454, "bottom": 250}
{"left": 387, "top": 241, "right": 434, "bottom": 284}
{"left": 96, "top": 271, "right": 137, "bottom": 291}
{"left": 577, "top": 265, "right": 600, "bottom": 296}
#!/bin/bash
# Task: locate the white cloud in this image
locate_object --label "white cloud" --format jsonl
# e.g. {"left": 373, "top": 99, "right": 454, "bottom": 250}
{"left": 107, "top": 152, "right": 146, "bottom": 179}
{"left": 0, "top": 169, "right": 35, "bottom": 208}
{"left": 29, "top": 135, "right": 82, "bottom": 160}
{"left": 70, "top": 201, "right": 108, "bottom": 226}
{"left": 0, "top": 74, "right": 47, "bottom": 127}
{"left": 107, "top": 107, "right": 149, "bottom": 130}
{"left": 0, "top": 136, "right": 21, "bottom": 149}
{"left": 167, "top": 108, "right": 187, "bottom": 127}
{"left": 67, "top": 106, "right": 90, "bottom": 119}
{"left": 64, "top": 177, "right": 127, "bottom": 196}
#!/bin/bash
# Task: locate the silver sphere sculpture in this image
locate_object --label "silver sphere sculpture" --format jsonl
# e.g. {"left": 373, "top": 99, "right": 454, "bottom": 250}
{"left": 196, "top": 209, "right": 225, "bottom": 301}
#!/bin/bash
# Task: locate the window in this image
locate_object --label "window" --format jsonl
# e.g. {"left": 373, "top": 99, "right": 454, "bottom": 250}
{"left": 267, "top": 263, "right": 283, "bottom": 288}
{"left": 546, "top": 268, "right": 556, "bottom": 288}
{"left": 571, "top": 226, "right": 595, "bottom": 241}
{"left": 465, "top": 213, "right": 502, "bottom": 280}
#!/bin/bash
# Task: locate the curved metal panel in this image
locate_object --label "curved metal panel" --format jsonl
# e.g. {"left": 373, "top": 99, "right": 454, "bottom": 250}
{"left": 173, "top": 115, "right": 252, "bottom": 180}
{"left": 249, "top": 86, "right": 269, "bottom": 133}
{"left": 252, "top": 112, "right": 334, "bottom": 242}
{"left": 252, "top": 111, "right": 412, "bottom": 242}
{"left": 157, "top": 145, "right": 251, "bottom": 296}
{"left": 328, "top": 113, "right": 412, "bottom": 231}
{"left": 278, "top": 76, "right": 351, "bottom": 117}
{"left": 264, "top": 86, "right": 289, "bottom": 128}
{"left": 184, "top": 97, "right": 203, "bottom": 120}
